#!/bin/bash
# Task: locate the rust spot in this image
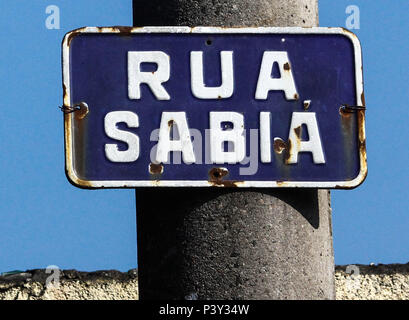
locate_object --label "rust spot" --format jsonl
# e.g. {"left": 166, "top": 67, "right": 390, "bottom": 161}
{"left": 113, "top": 26, "right": 134, "bottom": 40}
{"left": 294, "top": 126, "right": 301, "bottom": 138}
{"left": 356, "top": 108, "right": 368, "bottom": 186}
{"left": 149, "top": 163, "right": 164, "bottom": 175}
{"left": 63, "top": 84, "right": 67, "bottom": 101}
{"left": 340, "top": 27, "right": 359, "bottom": 40}
{"left": 279, "top": 128, "right": 301, "bottom": 165}
{"left": 284, "top": 139, "right": 293, "bottom": 163}
{"left": 113, "top": 26, "right": 133, "bottom": 35}
{"left": 74, "top": 103, "right": 89, "bottom": 120}
{"left": 303, "top": 100, "right": 311, "bottom": 110}
{"left": 273, "top": 138, "right": 287, "bottom": 154}
{"left": 357, "top": 109, "right": 367, "bottom": 164}
{"left": 218, "top": 95, "right": 222, "bottom": 99}
{"left": 208, "top": 167, "right": 241, "bottom": 187}
{"left": 294, "top": 93, "right": 299, "bottom": 100}
{"left": 273, "top": 137, "right": 295, "bottom": 164}
{"left": 339, "top": 107, "right": 367, "bottom": 189}
{"left": 361, "top": 92, "right": 366, "bottom": 106}
{"left": 339, "top": 105, "right": 352, "bottom": 118}
{"left": 67, "top": 30, "right": 83, "bottom": 47}
{"left": 210, "top": 180, "right": 243, "bottom": 187}
{"left": 284, "top": 62, "right": 291, "bottom": 71}
{"left": 358, "top": 138, "right": 366, "bottom": 151}
{"left": 209, "top": 167, "right": 228, "bottom": 180}
{"left": 67, "top": 171, "right": 94, "bottom": 189}
{"left": 168, "top": 120, "right": 175, "bottom": 128}
{"left": 357, "top": 109, "right": 366, "bottom": 139}
{"left": 276, "top": 181, "right": 286, "bottom": 186}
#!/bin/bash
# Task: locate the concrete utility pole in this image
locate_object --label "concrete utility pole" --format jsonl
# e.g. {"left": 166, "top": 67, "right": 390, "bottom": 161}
{"left": 133, "top": 0, "right": 335, "bottom": 300}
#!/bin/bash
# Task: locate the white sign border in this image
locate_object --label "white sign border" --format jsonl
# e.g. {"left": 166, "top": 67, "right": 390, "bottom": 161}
{"left": 62, "top": 26, "right": 367, "bottom": 189}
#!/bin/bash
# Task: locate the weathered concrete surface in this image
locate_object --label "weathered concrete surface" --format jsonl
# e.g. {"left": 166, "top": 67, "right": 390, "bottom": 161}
{"left": 1, "top": 264, "right": 409, "bottom": 300}
{"left": 136, "top": 189, "right": 334, "bottom": 300}
{"left": 133, "top": 0, "right": 318, "bottom": 27}
{"left": 134, "top": 0, "right": 335, "bottom": 300}
{"left": 335, "top": 264, "right": 409, "bottom": 300}
{"left": 0, "top": 269, "right": 138, "bottom": 300}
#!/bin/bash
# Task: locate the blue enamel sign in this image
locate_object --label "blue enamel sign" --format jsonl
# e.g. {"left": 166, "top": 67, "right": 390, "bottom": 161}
{"left": 62, "top": 27, "right": 367, "bottom": 188}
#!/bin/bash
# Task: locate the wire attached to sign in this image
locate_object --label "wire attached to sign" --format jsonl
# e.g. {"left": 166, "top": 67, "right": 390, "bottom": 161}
{"left": 340, "top": 104, "right": 366, "bottom": 113}
{"left": 59, "top": 104, "right": 81, "bottom": 114}
{"left": 59, "top": 102, "right": 89, "bottom": 120}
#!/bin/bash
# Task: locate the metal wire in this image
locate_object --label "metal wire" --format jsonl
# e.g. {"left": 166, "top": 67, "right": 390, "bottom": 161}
{"left": 340, "top": 104, "right": 366, "bottom": 113}
{"left": 59, "top": 104, "right": 81, "bottom": 114}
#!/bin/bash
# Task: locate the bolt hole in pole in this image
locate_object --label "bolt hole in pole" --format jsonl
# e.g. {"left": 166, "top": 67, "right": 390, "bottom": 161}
{"left": 206, "top": 39, "right": 212, "bottom": 46}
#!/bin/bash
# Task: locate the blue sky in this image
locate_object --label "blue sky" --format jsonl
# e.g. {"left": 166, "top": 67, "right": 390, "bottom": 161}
{"left": 0, "top": 0, "right": 407, "bottom": 272}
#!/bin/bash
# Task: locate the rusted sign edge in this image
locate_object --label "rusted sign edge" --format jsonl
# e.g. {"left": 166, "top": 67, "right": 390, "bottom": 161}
{"left": 62, "top": 26, "right": 367, "bottom": 189}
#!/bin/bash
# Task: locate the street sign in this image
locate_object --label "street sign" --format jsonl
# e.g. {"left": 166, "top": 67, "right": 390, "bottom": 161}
{"left": 62, "top": 27, "right": 367, "bottom": 188}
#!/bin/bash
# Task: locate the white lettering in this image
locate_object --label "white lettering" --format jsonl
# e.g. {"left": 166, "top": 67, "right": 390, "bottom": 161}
{"left": 260, "top": 112, "right": 271, "bottom": 163}
{"left": 255, "top": 51, "right": 298, "bottom": 100}
{"left": 104, "top": 111, "right": 140, "bottom": 162}
{"left": 156, "top": 112, "right": 196, "bottom": 164}
{"left": 191, "top": 51, "right": 234, "bottom": 99}
{"left": 210, "top": 112, "right": 245, "bottom": 164}
{"left": 128, "top": 51, "right": 170, "bottom": 100}
{"left": 287, "top": 112, "right": 325, "bottom": 164}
